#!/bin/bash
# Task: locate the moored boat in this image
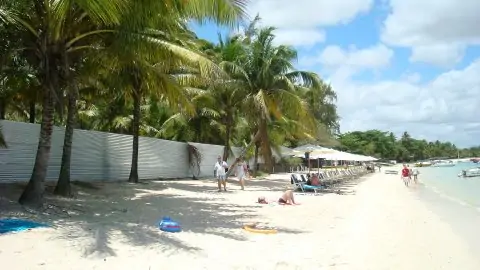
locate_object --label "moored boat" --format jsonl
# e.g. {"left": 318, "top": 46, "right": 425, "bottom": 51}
{"left": 431, "top": 160, "right": 455, "bottom": 167}
{"left": 415, "top": 161, "right": 432, "bottom": 167}
{"left": 458, "top": 167, "right": 480, "bottom": 177}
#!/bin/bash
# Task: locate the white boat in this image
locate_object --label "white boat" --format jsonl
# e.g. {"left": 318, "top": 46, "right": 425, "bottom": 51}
{"left": 459, "top": 167, "right": 480, "bottom": 177}
{"left": 431, "top": 160, "right": 455, "bottom": 167}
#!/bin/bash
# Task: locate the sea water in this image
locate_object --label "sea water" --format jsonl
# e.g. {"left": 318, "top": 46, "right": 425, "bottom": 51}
{"left": 415, "top": 162, "right": 480, "bottom": 257}
{"left": 418, "top": 162, "right": 480, "bottom": 209}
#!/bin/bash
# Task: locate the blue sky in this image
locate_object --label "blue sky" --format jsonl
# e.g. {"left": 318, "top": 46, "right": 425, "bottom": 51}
{"left": 191, "top": 0, "right": 480, "bottom": 147}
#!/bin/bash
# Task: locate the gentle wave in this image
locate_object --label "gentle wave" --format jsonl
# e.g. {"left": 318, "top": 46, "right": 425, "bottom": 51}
{"left": 421, "top": 179, "right": 480, "bottom": 213}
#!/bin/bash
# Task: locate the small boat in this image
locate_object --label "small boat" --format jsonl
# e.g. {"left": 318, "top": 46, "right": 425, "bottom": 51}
{"left": 415, "top": 161, "right": 432, "bottom": 167}
{"left": 458, "top": 167, "right": 480, "bottom": 177}
{"left": 431, "top": 160, "right": 455, "bottom": 167}
{"left": 471, "top": 158, "right": 480, "bottom": 164}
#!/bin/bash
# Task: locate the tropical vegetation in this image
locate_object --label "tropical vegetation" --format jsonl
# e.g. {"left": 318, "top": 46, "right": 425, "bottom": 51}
{"left": 1, "top": 2, "right": 475, "bottom": 208}
{"left": 336, "top": 130, "right": 480, "bottom": 162}
{"left": 0, "top": 3, "right": 340, "bottom": 207}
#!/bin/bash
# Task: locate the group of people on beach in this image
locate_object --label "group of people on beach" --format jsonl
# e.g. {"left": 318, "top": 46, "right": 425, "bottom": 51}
{"left": 401, "top": 164, "right": 419, "bottom": 187}
{"left": 214, "top": 155, "right": 248, "bottom": 192}
{"left": 214, "top": 155, "right": 298, "bottom": 205}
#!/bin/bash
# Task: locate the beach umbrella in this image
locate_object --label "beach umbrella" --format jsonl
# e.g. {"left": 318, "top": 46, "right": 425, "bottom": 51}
{"left": 292, "top": 144, "right": 337, "bottom": 172}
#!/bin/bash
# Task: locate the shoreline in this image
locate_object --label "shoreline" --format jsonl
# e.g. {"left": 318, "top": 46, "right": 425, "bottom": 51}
{"left": 1, "top": 170, "right": 479, "bottom": 269}
{"left": 414, "top": 169, "right": 480, "bottom": 261}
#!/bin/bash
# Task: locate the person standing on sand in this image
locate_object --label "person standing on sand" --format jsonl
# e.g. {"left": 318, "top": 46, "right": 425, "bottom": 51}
{"left": 214, "top": 155, "right": 228, "bottom": 192}
{"left": 412, "top": 168, "right": 419, "bottom": 183}
{"left": 236, "top": 157, "right": 247, "bottom": 190}
{"left": 401, "top": 164, "right": 410, "bottom": 187}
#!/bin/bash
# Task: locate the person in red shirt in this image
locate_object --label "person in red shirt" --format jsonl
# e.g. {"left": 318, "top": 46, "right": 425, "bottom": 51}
{"left": 401, "top": 164, "right": 410, "bottom": 187}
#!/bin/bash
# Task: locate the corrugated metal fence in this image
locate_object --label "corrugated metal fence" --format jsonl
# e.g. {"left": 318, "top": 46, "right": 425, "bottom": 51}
{"left": 0, "top": 120, "right": 241, "bottom": 183}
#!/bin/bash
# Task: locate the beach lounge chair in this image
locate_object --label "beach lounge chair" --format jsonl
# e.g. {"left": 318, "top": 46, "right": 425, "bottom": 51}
{"left": 290, "top": 174, "right": 324, "bottom": 194}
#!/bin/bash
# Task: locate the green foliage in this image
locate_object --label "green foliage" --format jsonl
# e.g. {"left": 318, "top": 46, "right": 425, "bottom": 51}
{"left": 282, "top": 156, "right": 303, "bottom": 167}
{"left": 336, "top": 130, "right": 476, "bottom": 162}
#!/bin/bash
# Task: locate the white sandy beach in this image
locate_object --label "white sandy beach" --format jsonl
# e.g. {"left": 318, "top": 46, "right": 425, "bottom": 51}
{"left": 1, "top": 168, "right": 479, "bottom": 270}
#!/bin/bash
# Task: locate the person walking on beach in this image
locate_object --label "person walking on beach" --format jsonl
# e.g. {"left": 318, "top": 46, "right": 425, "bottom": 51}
{"left": 236, "top": 157, "right": 247, "bottom": 190}
{"left": 214, "top": 155, "right": 228, "bottom": 192}
{"left": 401, "top": 164, "right": 410, "bottom": 187}
{"left": 412, "top": 168, "right": 419, "bottom": 183}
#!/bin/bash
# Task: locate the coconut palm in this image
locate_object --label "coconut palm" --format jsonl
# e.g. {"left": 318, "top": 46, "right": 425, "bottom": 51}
{"left": 87, "top": 1, "right": 248, "bottom": 184}
{"left": 229, "top": 26, "right": 321, "bottom": 173}
{"left": 1, "top": 0, "right": 248, "bottom": 204}
{"left": 1, "top": 0, "right": 129, "bottom": 206}
{"left": 300, "top": 81, "right": 340, "bottom": 135}
{"left": 0, "top": 124, "right": 6, "bottom": 148}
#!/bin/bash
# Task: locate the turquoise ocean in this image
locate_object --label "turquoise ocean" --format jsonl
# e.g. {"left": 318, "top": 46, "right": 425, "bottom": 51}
{"left": 418, "top": 162, "right": 480, "bottom": 210}
{"left": 414, "top": 161, "right": 480, "bottom": 255}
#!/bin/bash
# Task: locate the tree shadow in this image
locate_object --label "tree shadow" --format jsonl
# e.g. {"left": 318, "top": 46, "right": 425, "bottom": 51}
{"left": 0, "top": 179, "right": 308, "bottom": 258}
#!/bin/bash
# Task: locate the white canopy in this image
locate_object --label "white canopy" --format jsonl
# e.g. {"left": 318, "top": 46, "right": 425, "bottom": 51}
{"left": 291, "top": 144, "right": 378, "bottom": 162}
{"left": 292, "top": 144, "right": 337, "bottom": 157}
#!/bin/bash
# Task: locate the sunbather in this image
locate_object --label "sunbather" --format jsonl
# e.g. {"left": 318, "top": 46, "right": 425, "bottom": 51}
{"left": 257, "top": 190, "right": 298, "bottom": 205}
{"left": 310, "top": 173, "right": 320, "bottom": 186}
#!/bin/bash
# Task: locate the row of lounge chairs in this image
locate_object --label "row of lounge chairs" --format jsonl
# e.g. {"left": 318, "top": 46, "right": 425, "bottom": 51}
{"left": 290, "top": 167, "right": 368, "bottom": 194}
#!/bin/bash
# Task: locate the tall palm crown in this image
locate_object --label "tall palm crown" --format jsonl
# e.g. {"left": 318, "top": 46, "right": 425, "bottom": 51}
{"left": 0, "top": 0, "right": 249, "bottom": 205}
{"left": 236, "top": 27, "right": 322, "bottom": 171}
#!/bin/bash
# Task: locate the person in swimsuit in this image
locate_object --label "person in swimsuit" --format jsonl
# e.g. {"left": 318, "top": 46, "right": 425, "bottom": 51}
{"left": 401, "top": 164, "right": 410, "bottom": 187}
{"left": 236, "top": 157, "right": 247, "bottom": 190}
{"left": 258, "top": 190, "right": 298, "bottom": 205}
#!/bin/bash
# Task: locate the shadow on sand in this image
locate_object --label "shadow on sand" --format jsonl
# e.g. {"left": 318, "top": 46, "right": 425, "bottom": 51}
{"left": 0, "top": 176, "right": 314, "bottom": 258}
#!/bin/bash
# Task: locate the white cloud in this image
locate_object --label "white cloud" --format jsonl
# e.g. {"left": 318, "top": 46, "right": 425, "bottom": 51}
{"left": 381, "top": 0, "right": 480, "bottom": 67}
{"left": 409, "top": 44, "right": 466, "bottom": 68}
{"left": 246, "top": 0, "right": 374, "bottom": 47}
{"left": 401, "top": 72, "right": 421, "bottom": 84}
{"left": 331, "top": 57, "right": 480, "bottom": 147}
{"left": 318, "top": 44, "right": 393, "bottom": 69}
{"left": 300, "top": 44, "right": 394, "bottom": 81}
{"left": 273, "top": 28, "right": 326, "bottom": 47}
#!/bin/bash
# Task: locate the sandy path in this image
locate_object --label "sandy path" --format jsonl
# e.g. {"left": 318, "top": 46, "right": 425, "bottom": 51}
{"left": 1, "top": 170, "right": 479, "bottom": 270}
{"left": 325, "top": 171, "right": 480, "bottom": 270}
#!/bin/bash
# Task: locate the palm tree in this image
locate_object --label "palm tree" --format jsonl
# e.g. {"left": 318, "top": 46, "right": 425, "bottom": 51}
{"left": 300, "top": 82, "right": 340, "bottom": 135}
{"left": 207, "top": 34, "right": 249, "bottom": 160}
{"left": 1, "top": 0, "right": 249, "bottom": 201}
{"left": 1, "top": 0, "right": 129, "bottom": 206}
{"left": 95, "top": 1, "right": 248, "bottom": 184}
{"left": 0, "top": 124, "right": 6, "bottom": 148}
{"left": 0, "top": 0, "right": 142, "bottom": 206}
{"left": 231, "top": 26, "right": 321, "bottom": 173}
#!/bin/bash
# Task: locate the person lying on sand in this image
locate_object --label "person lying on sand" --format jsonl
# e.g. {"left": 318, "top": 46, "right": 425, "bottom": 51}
{"left": 257, "top": 190, "right": 299, "bottom": 205}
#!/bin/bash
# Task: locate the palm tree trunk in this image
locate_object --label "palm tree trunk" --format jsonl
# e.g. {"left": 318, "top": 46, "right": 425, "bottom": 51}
{"left": 18, "top": 90, "right": 55, "bottom": 207}
{"left": 259, "top": 119, "right": 273, "bottom": 173}
{"left": 223, "top": 114, "right": 232, "bottom": 161}
{"left": 54, "top": 89, "right": 77, "bottom": 196}
{"left": 253, "top": 142, "right": 259, "bottom": 177}
{"left": 0, "top": 124, "right": 7, "bottom": 148}
{"left": 0, "top": 98, "right": 5, "bottom": 120}
{"left": 29, "top": 98, "right": 36, "bottom": 123}
{"left": 128, "top": 84, "right": 141, "bottom": 183}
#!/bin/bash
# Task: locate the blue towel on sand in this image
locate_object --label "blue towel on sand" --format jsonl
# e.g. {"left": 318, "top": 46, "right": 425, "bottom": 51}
{"left": 302, "top": 184, "right": 321, "bottom": 189}
{"left": 0, "top": 219, "right": 48, "bottom": 234}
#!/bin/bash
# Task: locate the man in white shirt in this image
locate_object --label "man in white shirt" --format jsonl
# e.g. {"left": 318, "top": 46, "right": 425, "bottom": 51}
{"left": 214, "top": 155, "right": 228, "bottom": 192}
